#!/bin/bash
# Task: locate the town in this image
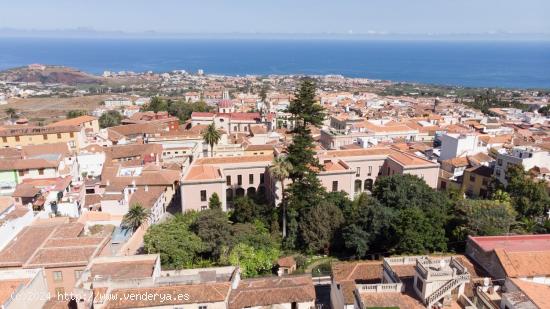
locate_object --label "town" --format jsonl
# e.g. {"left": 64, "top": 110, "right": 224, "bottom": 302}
{"left": 0, "top": 64, "right": 548, "bottom": 309}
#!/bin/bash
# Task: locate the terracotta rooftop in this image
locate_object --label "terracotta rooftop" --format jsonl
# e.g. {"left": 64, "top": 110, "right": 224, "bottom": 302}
{"left": 229, "top": 275, "right": 315, "bottom": 309}
{"left": 184, "top": 165, "right": 222, "bottom": 181}
{"left": 195, "top": 154, "right": 273, "bottom": 165}
{"left": 90, "top": 260, "right": 156, "bottom": 280}
{"left": 104, "top": 282, "right": 231, "bottom": 309}
{"left": 0, "top": 221, "right": 110, "bottom": 269}
{"left": 510, "top": 278, "right": 550, "bottom": 308}
{"left": 0, "top": 279, "right": 30, "bottom": 304}
{"left": 128, "top": 186, "right": 165, "bottom": 209}
{"left": 495, "top": 249, "right": 550, "bottom": 277}
{"left": 47, "top": 115, "right": 97, "bottom": 127}
{"left": 0, "top": 157, "right": 60, "bottom": 171}
{"left": 0, "top": 125, "right": 80, "bottom": 137}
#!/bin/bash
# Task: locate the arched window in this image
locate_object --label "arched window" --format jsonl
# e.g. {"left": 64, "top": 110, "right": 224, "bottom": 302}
{"left": 247, "top": 187, "right": 256, "bottom": 197}
{"left": 364, "top": 179, "right": 374, "bottom": 191}
{"left": 226, "top": 188, "right": 233, "bottom": 202}
{"left": 354, "top": 180, "right": 362, "bottom": 193}
{"left": 236, "top": 188, "right": 245, "bottom": 197}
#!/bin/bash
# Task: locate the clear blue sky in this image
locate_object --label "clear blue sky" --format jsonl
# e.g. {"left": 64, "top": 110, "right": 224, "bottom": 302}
{"left": 1, "top": 0, "right": 549, "bottom": 34}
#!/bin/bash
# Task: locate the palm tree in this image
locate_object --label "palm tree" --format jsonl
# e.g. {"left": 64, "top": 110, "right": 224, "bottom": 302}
{"left": 202, "top": 123, "right": 221, "bottom": 157}
{"left": 122, "top": 203, "right": 151, "bottom": 231}
{"left": 269, "top": 156, "right": 293, "bottom": 238}
{"left": 5, "top": 108, "right": 18, "bottom": 120}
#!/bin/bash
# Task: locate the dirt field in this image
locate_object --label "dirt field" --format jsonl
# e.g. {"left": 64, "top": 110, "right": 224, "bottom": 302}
{"left": 3, "top": 95, "right": 110, "bottom": 124}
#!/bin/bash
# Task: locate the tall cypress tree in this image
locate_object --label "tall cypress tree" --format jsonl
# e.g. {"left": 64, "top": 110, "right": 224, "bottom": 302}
{"left": 284, "top": 78, "right": 327, "bottom": 249}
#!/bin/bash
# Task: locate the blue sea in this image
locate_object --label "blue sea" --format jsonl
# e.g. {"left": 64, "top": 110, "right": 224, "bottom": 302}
{"left": 0, "top": 38, "right": 549, "bottom": 89}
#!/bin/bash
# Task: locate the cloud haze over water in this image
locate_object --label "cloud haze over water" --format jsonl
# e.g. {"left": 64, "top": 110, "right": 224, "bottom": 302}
{"left": 0, "top": 0, "right": 548, "bottom": 37}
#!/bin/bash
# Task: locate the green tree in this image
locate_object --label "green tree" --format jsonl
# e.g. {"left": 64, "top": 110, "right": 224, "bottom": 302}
{"left": 190, "top": 209, "right": 232, "bottom": 261}
{"left": 392, "top": 207, "right": 447, "bottom": 254}
{"left": 268, "top": 156, "right": 292, "bottom": 237}
{"left": 342, "top": 194, "right": 395, "bottom": 258}
{"left": 283, "top": 79, "right": 327, "bottom": 249}
{"left": 99, "top": 110, "right": 123, "bottom": 128}
{"left": 66, "top": 110, "right": 87, "bottom": 118}
{"left": 455, "top": 199, "right": 517, "bottom": 236}
{"left": 146, "top": 96, "right": 167, "bottom": 113}
{"left": 231, "top": 196, "right": 258, "bottom": 223}
{"left": 372, "top": 174, "right": 450, "bottom": 254}
{"left": 299, "top": 201, "right": 344, "bottom": 254}
{"left": 286, "top": 78, "right": 325, "bottom": 181}
{"left": 144, "top": 215, "right": 203, "bottom": 269}
{"left": 505, "top": 165, "right": 550, "bottom": 219}
{"left": 5, "top": 108, "right": 18, "bottom": 120}
{"left": 208, "top": 192, "right": 222, "bottom": 209}
{"left": 202, "top": 123, "right": 221, "bottom": 157}
{"left": 229, "top": 243, "right": 279, "bottom": 278}
{"left": 122, "top": 203, "right": 151, "bottom": 231}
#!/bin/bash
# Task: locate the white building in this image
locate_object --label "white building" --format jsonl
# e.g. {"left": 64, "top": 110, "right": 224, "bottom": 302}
{"left": 494, "top": 146, "right": 550, "bottom": 186}
{"left": 439, "top": 133, "right": 484, "bottom": 161}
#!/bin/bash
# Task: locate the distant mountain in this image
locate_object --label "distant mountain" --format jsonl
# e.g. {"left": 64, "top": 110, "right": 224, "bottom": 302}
{"left": 0, "top": 65, "right": 103, "bottom": 85}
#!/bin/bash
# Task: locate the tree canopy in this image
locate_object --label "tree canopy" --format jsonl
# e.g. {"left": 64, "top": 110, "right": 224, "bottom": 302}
{"left": 99, "top": 110, "right": 123, "bottom": 128}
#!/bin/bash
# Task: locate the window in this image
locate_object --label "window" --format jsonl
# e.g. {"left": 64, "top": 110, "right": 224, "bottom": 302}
{"left": 199, "top": 306, "right": 208, "bottom": 309}
{"left": 201, "top": 206, "right": 207, "bottom": 211}
{"left": 260, "top": 173, "right": 265, "bottom": 184}
{"left": 15, "top": 136, "right": 20, "bottom": 142}
{"left": 237, "top": 175, "right": 242, "bottom": 185}
{"left": 354, "top": 180, "right": 362, "bottom": 193}
{"left": 38, "top": 169, "right": 44, "bottom": 175}
{"left": 495, "top": 169, "right": 501, "bottom": 177}
{"left": 249, "top": 174, "right": 254, "bottom": 184}
{"left": 53, "top": 271, "right": 63, "bottom": 282}
{"left": 482, "top": 178, "right": 488, "bottom": 186}
{"left": 332, "top": 181, "right": 338, "bottom": 192}
{"left": 43, "top": 134, "right": 48, "bottom": 140}
{"left": 469, "top": 175, "right": 476, "bottom": 182}
{"left": 226, "top": 176, "right": 231, "bottom": 185}
{"left": 74, "top": 270, "right": 83, "bottom": 280}
{"left": 57, "top": 133, "right": 62, "bottom": 139}
{"left": 356, "top": 167, "right": 360, "bottom": 177}
{"left": 497, "top": 159, "right": 503, "bottom": 166}
{"left": 1, "top": 137, "right": 6, "bottom": 143}
{"left": 200, "top": 190, "right": 207, "bottom": 202}
{"left": 368, "top": 166, "right": 372, "bottom": 176}
{"left": 18, "top": 170, "right": 24, "bottom": 177}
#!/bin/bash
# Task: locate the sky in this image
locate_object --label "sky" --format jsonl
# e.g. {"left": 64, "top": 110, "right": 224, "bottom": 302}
{"left": 1, "top": 0, "right": 549, "bottom": 35}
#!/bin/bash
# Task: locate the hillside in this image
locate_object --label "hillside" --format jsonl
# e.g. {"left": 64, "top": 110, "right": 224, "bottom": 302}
{"left": 0, "top": 65, "right": 103, "bottom": 85}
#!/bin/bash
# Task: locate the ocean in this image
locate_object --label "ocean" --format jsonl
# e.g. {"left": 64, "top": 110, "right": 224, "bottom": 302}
{"left": 0, "top": 38, "right": 549, "bottom": 89}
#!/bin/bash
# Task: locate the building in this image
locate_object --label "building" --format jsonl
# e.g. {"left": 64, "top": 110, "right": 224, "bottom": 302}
{"left": 493, "top": 146, "right": 550, "bottom": 186}
{"left": 228, "top": 275, "right": 315, "bottom": 309}
{"left": 462, "top": 165, "right": 493, "bottom": 198}
{"left": 48, "top": 115, "right": 100, "bottom": 135}
{"left": 104, "top": 97, "right": 133, "bottom": 108}
{"left": 0, "top": 125, "right": 85, "bottom": 151}
{"left": 466, "top": 234, "right": 550, "bottom": 285}
{"left": 181, "top": 155, "right": 272, "bottom": 211}
{"left": 331, "top": 255, "right": 485, "bottom": 309}
{"left": 0, "top": 268, "right": 49, "bottom": 309}
{"left": 73, "top": 255, "right": 238, "bottom": 309}
{"left": 0, "top": 197, "right": 34, "bottom": 250}
{"left": 439, "top": 133, "right": 484, "bottom": 161}
{"left": 0, "top": 218, "right": 112, "bottom": 296}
